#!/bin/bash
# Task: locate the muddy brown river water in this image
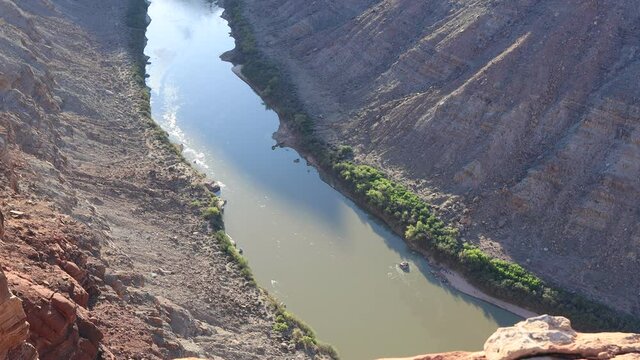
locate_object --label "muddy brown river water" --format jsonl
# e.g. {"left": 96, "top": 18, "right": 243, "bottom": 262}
{"left": 145, "top": 0, "right": 521, "bottom": 358}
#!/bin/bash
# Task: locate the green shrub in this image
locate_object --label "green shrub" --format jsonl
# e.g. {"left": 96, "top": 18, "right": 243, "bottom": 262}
{"left": 291, "top": 328, "right": 304, "bottom": 342}
{"left": 336, "top": 145, "right": 354, "bottom": 160}
{"left": 214, "top": 231, "right": 254, "bottom": 283}
{"left": 273, "top": 321, "right": 289, "bottom": 333}
{"left": 260, "top": 293, "right": 338, "bottom": 358}
{"left": 202, "top": 206, "right": 222, "bottom": 229}
{"left": 300, "top": 335, "right": 316, "bottom": 349}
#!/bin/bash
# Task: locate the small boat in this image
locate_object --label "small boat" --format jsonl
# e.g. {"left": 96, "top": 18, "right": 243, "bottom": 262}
{"left": 399, "top": 261, "right": 410, "bottom": 272}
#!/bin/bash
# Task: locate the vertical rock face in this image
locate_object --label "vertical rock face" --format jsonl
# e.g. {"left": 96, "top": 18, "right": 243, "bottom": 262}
{"left": 0, "top": 269, "right": 36, "bottom": 360}
{"left": 0, "top": 263, "right": 102, "bottom": 360}
{"left": 0, "top": 210, "right": 4, "bottom": 240}
{"left": 9, "top": 277, "right": 102, "bottom": 360}
{"left": 242, "top": 0, "right": 640, "bottom": 315}
{"left": 380, "top": 315, "right": 640, "bottom": 360}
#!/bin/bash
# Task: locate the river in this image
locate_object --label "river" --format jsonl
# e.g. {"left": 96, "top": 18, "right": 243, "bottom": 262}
{"left": 144, "top": 0, "right": 520, "bottom": 359}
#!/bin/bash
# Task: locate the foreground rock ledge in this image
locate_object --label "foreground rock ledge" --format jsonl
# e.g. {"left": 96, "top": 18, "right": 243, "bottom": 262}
{"left": 380, "top": 315, "right": 640, "bottom": 360}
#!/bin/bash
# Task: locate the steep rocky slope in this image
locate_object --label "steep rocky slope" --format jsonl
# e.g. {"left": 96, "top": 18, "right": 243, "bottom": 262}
{"left": 240, "top": 0, "right": 640, "bottom": 316}
{"left": 0, "top": 0, "right": 324, "bottom": 359}
{"left": 380, "top": 315, "right": 640, "bottom": 360}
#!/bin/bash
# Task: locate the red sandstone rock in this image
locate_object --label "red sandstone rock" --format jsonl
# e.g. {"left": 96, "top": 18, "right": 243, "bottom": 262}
{"left": 61, "top": 261, "right": 86, "bottom": 284}
{"left": 380, "top": 316, "right": 640, "bottom": 360}
{"left": 378, "top": 351, "right": 484, "bottom": 360}
{"left": 6, "top": 272, "right": 101, "bottom": 360}
{"left": 0, "top": 269, "right": 35, "bottom": 360}
{"left": 484, "top": 315, "right": 640, "bottom": 360}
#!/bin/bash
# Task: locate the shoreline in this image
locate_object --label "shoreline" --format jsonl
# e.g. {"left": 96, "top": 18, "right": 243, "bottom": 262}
{"left": 137, "top": 9, "right": 338, "bottom": 359}
{"left": 230, "top": 63, "right": 536, "bottom": 320}
{"left": 441, "top": 270, "right": 537, "bottom": 318}
{"left": 221, "top": 0, "right": 640, "bottom": 333}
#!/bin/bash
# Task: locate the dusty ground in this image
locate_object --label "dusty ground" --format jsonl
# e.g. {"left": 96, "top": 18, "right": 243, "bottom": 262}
{"left": 240, "top": 0, "right": 640, "bottom": 317}
{"left": 0, "top": 0, "right": 320, "bottom": 358}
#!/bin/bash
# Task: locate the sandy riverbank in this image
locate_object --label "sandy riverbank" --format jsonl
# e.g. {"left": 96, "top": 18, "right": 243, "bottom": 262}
{"left": 440, "top": 270, "right": 537, "bottom": 318}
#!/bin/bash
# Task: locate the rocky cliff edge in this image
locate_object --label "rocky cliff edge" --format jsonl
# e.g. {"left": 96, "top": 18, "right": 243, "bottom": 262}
{"left": 380, "top": 315, "right": 640, "bottom": 360}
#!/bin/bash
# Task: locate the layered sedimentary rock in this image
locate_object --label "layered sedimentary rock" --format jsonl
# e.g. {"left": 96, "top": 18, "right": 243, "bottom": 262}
{"left": 6, "top": 273, "right": 102, "bottom": 360}
{"left": 380, "top": 315, "right": 640, "bottom": 360}
{"left": 241, "top": 0, "right": 640, "bottom": 315}
{"left": 0, "top": 269, "right": 36, "bottom": 360}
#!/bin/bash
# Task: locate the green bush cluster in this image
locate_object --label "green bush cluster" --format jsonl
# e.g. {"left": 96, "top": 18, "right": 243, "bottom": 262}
{"left": 214, "top": 231, "right": 253, "bottom": 282}
{"left": 334, "top": 160, "right": 640, "bottom": 332}
{"left": 460, "top": 244, "right": 542, "bottom": 293}
{"left": 202, "top": 206, "right": 222, "bottom": 227}
{"left": 336, "top": 145, "right": 354, "bottom": 160}
{"left": 196, "top": 194, "right": 224, "bottom": 229}
{"left": 224, "top": 0, "right": 327, "bottom": 157}
{"left": 273, "top": 316, "right": 289, "bottom": 333}
{"left": 333, "top": 162, "right": 460, "bottom": 256}
{"left": 266, "top": 298, "right": 339, "bottom": 358}
{"left": 458, "top": 241, "right": 639, "bottom": 330}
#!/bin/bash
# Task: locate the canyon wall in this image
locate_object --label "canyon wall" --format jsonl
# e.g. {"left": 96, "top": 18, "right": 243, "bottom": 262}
{"left": 241, "top": 0, "right": 640, "bottom": 316}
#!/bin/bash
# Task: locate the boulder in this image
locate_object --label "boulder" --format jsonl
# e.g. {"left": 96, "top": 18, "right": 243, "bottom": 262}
{"left": 203, "top": 181, "right": 221, "bottom": 193}
{"left": 378, "top": 352, "right": 483, "bottom": 360}
{"left": 380, "top": 315, "right": 640, "bottom": 360}
{"left": 484, "top": 315, "right": 640, "bottom": 360}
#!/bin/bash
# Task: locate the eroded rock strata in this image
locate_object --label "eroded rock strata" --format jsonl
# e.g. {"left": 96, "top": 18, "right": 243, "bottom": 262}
{"left": 0, "top": 269, "right": 36, "bottom": 360}
{"left": 239, "top": 0, "right": 640, "bottom": 316}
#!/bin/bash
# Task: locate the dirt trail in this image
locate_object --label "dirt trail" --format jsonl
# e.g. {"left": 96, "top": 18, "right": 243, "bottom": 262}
{"left": 0, "top": 0, "right": 321, "bottom": 358}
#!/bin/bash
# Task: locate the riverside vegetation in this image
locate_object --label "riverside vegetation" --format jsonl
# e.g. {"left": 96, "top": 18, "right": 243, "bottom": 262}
{"left": 222, "top": 0, "right": 640, "bottom": 333}
{"left": 188, "top": 182, "right": 339, "bottom": 357}
{"left": 210, "top": 212, "right": 338, "bottom": 357}
{"left": 126, "top": 0, "right": 339, "bottom": 357}
{"left": 186, "top": 184, "right": 339, "bottom": 357}
{"left": 196, "top": 195, "right": 339, "bottom": 357}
